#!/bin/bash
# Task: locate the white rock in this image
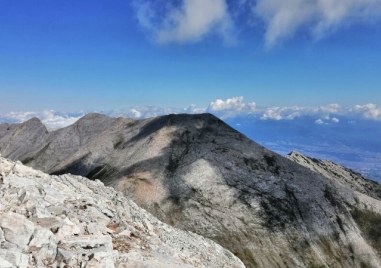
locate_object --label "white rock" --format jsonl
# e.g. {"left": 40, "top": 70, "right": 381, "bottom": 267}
{"left": 86, "top": 207, "right": 111, "bottom": 225}
{"left": 0, "top": 255, "right": 12, "bottom": 268}
{"left": 42, "top": 186, "right": 67, "bottom": 204}
{"left": 18, "top": 186, "right": 41, "bottom": 204}
{"left": 56, "top": 248, "right": 75, "bottom": 265}
{"left": 85, "top": 251, "right": 115, "bottom": 268}
{"left": 56, "top": 217, "right": 81, "bottom": 238}
{"left": 29, "top": 227, "right": 56, "bottom": 248}
{"left": 59, "top": 235, "right": 113, "bottom": 252}
{"left": 86, "top": 222, "right": 105, "bottom": 235}
{"left": 143, "top": 219, "right": 155, "bottom": 234}
{"left": 0, "top": 212, "right": 35, "bottom": 248}
{"left": 0, "top": 250, "right": 28, "bottom": 268}
{"left": 101, "top": 208, "right": 114, "bottom": 218}
{"left": 31, "top": 245, "right": 58, "bottom": 268}
{"left": 118, "top": 229, "right": 131, "bottom": 238}
{"left": 0, "top": 228, "right": 4, "bottom": 242}
{"left": 0, "top": 156, "right": 246, "bottom": 268}
{"left": 30, "top": 205, "right": 52, "bottom": 219}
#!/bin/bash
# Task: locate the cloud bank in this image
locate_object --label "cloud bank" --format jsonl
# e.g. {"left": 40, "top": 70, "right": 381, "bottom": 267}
{"left": 1, "top": 97, "right": 381, "bottom": 129}
{"left": 353, "top": 103, "right": 381, "bottom": 120}
{"left": 0, "top": 111, "right": 84, "bottom": 130}
{"left": 133, "top": 0, "right": 381, "bottom": 46}
{"left": 208, "top": 96, "right": 256, "bottom": 117}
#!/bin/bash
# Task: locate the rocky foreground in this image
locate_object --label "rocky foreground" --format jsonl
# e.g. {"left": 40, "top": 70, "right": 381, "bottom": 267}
{"left": 0, "top": 156, "right": 244, "bottom": 268}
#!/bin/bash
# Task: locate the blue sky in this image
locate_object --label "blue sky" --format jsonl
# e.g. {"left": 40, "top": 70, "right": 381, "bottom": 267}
{"left": 0, "top": 0, "right": 381, "bottom": 112}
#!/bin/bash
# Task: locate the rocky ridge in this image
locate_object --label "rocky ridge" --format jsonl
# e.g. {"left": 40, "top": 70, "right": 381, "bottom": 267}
{"left": 287, "top": 151, "right": 381, "bottom": 201}
{"left": 1, "top": 113, "right": 381, "bottom": 267}
{"left": 0, "top": 156, "right": 244, "bottom": 268}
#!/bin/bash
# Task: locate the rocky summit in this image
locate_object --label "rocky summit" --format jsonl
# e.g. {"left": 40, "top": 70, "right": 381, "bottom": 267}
{"left": 0, "top": 156, "right": 244, "bottom": 268}
{"left": 1, "top": 113, "right": 381, "bottom": 267}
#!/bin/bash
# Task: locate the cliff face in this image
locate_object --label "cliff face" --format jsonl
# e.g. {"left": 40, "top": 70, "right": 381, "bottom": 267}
{"left": 1, "top": 113, "right": 381, "bottom": 268}
{"left": 0, "top": 156, "right": 244, "bottom": 268}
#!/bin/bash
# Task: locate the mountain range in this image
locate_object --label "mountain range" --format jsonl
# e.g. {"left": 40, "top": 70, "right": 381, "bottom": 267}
{"left": 1, "top": 113, "right": 381, "bottom": 267}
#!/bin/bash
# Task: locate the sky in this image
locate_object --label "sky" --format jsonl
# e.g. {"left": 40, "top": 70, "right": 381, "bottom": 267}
{"left": 0, "top": 0, "right": 381, "bottom": 112}
{"left": 0, "top": 0, "right": 381, "bottom": 180}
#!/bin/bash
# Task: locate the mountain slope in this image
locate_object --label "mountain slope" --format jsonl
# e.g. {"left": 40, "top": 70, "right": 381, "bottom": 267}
{"left": 0, "top": 117, "right": 49, "bottom": 161}
{"left": 1, "top": 113, "right": 381, "bottom": 267}
{"left": 287, "top": 151, "right": 381, "bottom": 201}
{"left": 0, "top": 156, "right": 244, "bottom": 268}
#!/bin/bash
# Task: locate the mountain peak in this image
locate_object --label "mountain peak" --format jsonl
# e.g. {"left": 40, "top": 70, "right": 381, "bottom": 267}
{"left": 23, "top": 117, "right": 44, "bottom": 127}
{"left": 75, "top": 113, "right": 110, "bottom": 123}
{"left": 287, "top": 150, "right": 301, "bottom": 157}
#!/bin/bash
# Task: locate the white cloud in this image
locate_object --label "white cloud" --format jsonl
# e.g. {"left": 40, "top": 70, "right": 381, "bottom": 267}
{"left": 134, "top": 0, "right": 381, "bottom": 46}
{"left": 353, "top": 103, "right": 381, "bottom": 120}
{"left": 207, "top": 96, "right": 256, "bottom": 118}
{"left": 134, "top": 0, "right": 234, "bottom": 44}
{"left": 115, "top": 97, "right": 256, "bottom": 119}
{"left": 39, "top": 111, "right": 84, "bottom": 129}
{"left": 259, "top": 103, "right": 381, "bottom": 122}
{"left": 261, "top": 106, "right": 306, "bottom": 120}
{"left": 129, "top": 109, "right": 142, "bottom": 119}
{"left": 184, "top": 104, "right": 207, "bottom": 114}
{"left": 0, "top": 110, "right": 84, "bottom": 130}
{"left": 209, "top": 96, "right": 245, "bottom": 111}
{"left": 1, "top": 101, "right": 380, "bottom": 130}
{"left": 110, "top": 106, "right": 183, "bottom": 120}
{"left": 331, "top": 117, "right": 340, "bottom": 123}
{"left": 261, "top": 107, "right": 283, "bottom": 120}
{"left": 254, "top": 0, "right": 381, "bottom": 46}
{"left": 315, "top": 115, "right": 340, "bottom": 125}
{"left": 318, "top": 103, "right": 341, "bottom": 114}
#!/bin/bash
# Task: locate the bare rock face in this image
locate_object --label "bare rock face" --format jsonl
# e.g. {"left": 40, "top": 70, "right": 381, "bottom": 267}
{"left": 0, "top": 212, "right": 35, "bottom": 249}
{"left": 1, "top": 113, "right": 381, "bottom": 267}
{"left": 0, "top": 156, "right": 244, "bottom": 268}
{"left": 287, "top": 151, "right": 381, "bottom": 201}
{"left": 0, "top": 118, "right": 49, "bottom": 161}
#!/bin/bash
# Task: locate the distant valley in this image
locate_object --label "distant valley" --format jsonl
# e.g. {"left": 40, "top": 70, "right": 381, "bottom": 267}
{"left": 226, "top": 116, "right": 381, "bottom": 182}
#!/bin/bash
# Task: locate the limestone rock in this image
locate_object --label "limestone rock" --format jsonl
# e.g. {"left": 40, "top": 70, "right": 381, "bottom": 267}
{"left": 0, "top": 255, "right": 13, "bottom": 268}
{"left": 0, "top": 212, "right": 35, "bottom": 249}
{"left": 0, "top": 250, "right": 29, "bottom": 268}
{"left": 0, "top": 156, "right": 244, "bottom": 268}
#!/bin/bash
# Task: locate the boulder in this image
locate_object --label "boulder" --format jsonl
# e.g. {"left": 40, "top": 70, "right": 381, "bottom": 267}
{"left": 0, "top": 212, "right": 35, "bottom": 249}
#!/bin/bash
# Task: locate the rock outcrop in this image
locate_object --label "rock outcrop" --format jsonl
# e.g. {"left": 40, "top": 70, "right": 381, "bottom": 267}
{"left": 1, "top": 113, "right": 381, "bottom": 267}
{"left": 0, "top": 156, "right": 244, "bottom": 268}
{"left": 288, "top": 151, "right": 381, "bottom": 201}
